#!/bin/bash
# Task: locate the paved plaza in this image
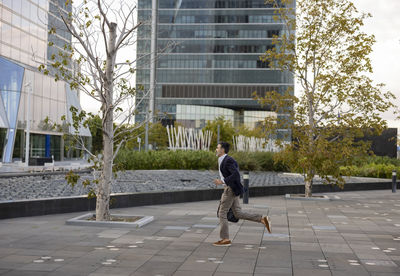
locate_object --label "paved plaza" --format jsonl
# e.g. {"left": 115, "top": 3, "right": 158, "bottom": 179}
{"left": 0, "top": 189, "right": 399, "bottom": 276}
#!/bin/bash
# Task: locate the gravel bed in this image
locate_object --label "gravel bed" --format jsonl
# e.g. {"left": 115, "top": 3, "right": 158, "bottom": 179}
{"left": 0, "top": 170, "right": 389, "bottom": 201}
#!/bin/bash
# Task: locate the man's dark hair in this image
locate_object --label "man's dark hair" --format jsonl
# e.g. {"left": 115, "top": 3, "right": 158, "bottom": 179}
{"left": 219, "top": 142, "right": 230, "bottom": 154}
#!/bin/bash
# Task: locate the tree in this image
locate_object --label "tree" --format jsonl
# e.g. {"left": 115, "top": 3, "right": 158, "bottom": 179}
{"left": 258, "top": 0, "right": 396, "bottom": 197}
{"left": 235, "top": 124, "right": 265, "bottom": 139}
{"left": 202, "top": 116, "right": 236, "bottom": 150}
{"left": 148, "top": 122, "right": 169, "bottom": 150}
{"left": 124, "top": 122, "right": 169, "bottom": 150}
{"left": 86, "top": 115, "right": 103, "bottom": 154}
{"left": 40, "top": 0, "right": 151, "bottom": 220}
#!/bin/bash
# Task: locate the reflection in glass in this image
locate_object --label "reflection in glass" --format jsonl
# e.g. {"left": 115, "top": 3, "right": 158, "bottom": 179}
{"left": 0, "top": 57, "right": 24, "bottom": 128}
{"left": 21, "top": 0, "right": 31, "bottom": 19}
{"left": 0, "top": 57, "right": 24, "bottom": 162}
{"left": 1, "top": 22, "right": 12, "bottom": 45}
{"left": 12, "top": 0, "right": 22, "bottom": 14}
{"left": 173, "top": 104, "right": 276, "bottom": 129}
{"left": 30, "top": 4, "right": 39, "bottom": 25}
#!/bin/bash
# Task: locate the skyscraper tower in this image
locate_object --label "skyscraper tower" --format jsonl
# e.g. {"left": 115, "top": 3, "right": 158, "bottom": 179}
{"left": 136, "top": 0, "right": 294, "bottom": 131}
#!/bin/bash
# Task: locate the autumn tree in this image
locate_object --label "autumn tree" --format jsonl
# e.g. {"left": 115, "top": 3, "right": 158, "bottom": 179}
{"left": 235, "top": 124, "right": 265, "bottom": 139}
{"left": 124, "top": 122, "right": 169, "bottom": 150}
{"left": 202, "top": 116, "right": 236, "bottom": 150}
{"left": 258, "top": 0, "right": 396, "bottom": 197}
{"left": 40, "top": 0, "right": 152, "bottom": 220}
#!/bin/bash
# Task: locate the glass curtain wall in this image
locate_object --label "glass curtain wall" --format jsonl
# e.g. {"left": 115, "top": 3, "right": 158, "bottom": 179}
{"left": 0, "top": 0, "right": 89, "bottom": 162}
{"left": 0, "top": 56, "right": 24, "bottom": 162}
{"left": 136, "top": 0, "right": 294, "bottom": 130}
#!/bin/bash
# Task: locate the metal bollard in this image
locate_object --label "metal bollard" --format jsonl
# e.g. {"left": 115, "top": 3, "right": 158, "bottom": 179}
{"left": 392, "top": 170, "right": 397, "bottom": 193}
{"left": 243, "top": 171, "right": 249, "bottom": 204}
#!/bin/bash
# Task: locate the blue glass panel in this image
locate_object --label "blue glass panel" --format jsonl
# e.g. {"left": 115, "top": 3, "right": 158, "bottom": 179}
{"left": 0, "top": 57, "right": 25, "bottom": 162}
{"left": 0, "top": 56, "right": 24, "bottom": 128}
{"left": 45, "top": 134, "right": 51, "bottom": 157}
{"left": 3, "top": 128, "right": 16, "bottom": 162}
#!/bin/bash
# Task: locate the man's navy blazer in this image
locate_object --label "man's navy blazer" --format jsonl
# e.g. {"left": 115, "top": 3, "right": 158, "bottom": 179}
{"left": 220, "top": 155, "right": 244, "bottom": 196}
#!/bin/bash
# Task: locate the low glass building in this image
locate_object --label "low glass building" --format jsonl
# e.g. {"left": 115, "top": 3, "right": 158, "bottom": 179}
{"left": 136, "top": 0, "right": 294, "bottom": 132}
{"left": 0, "top": 0, "right": 90, "bottom": 163}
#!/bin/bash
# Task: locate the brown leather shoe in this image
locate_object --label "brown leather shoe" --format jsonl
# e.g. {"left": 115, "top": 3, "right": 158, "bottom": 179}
{"left": 262, "top": 216, "right": 272, "bottom": 233}
{"left": 213, "top": 239, "right": 232, "bottom": 247}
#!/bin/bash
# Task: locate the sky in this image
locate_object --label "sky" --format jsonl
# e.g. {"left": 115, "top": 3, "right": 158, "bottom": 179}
{"left": 351, "top": 0, "right": 400, "bottom": 128}
{"left": 80, "top": 0, "right": 400, "bottom": 127}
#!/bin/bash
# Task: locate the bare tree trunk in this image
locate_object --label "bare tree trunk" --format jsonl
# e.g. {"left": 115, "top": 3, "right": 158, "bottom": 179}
{"left": 96, "top": 22, "right": 117, "bottom": 221}
{"left": 306, "top": 85, "right": 314, "bottom": 198}
{"left": 305, "top": 177, "right": 313, "bottom": 197}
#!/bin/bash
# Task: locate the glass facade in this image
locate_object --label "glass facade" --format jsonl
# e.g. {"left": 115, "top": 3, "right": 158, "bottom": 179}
{"left": 0, "top": 56, "right": 24, "bottom": 162}
{"left": 0, "top": 0, "right": 49, "bottom": 67}
{"left": 0, "top": 0, "right": 90, "bottom": 162}
{"left": 174, "top": 104, "right": 275, "bottom": 129}
{"left": 136, "top": 0, "right": 294, "bottom": 130}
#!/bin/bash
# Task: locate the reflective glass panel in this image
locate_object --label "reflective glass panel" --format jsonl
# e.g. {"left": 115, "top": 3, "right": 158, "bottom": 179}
{"left": 0, "top": 56, "right": 24, "bottom": 128}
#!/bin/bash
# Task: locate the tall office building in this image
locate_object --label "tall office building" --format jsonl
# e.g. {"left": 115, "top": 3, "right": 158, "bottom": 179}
{"left": 0, "top": 0, "right": 90, "bottom": 163}
{"left": 136, "top": 0, "right": 294, "bottom": 132}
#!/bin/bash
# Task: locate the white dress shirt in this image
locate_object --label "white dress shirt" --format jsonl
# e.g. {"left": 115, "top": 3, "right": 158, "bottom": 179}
{"left": 218, "top": 154, "right": 227, "bottom": 185}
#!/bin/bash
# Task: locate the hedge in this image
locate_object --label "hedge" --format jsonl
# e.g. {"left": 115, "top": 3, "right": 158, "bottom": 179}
{"left": 115, "top": 149, "right": 399, "bottom": 178}
{"left": 115, "top": 150, "right": 288, "bottom": 171}
{"left": 340, "top": 163, "right": 399, "bottom": 179}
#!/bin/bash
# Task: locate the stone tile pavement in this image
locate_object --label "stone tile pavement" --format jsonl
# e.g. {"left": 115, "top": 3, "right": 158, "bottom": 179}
{"left": 0, "top": 189, "right": 399, "bottom": 275}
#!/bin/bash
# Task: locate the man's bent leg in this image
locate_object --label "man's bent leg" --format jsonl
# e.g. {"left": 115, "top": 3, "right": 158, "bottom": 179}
{"left": 231, "top": 196, "right": 271, "bottom": 233}
{"left": 231, "top": 196, "right": 262, "bottom": 222}
{"left": 218, "top": 187, "right": 235, "bottom": 240}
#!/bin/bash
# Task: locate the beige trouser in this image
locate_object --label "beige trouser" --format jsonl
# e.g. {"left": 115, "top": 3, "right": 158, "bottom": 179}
{"left": 218, "top": 186, "right": 263, "bottom": 240}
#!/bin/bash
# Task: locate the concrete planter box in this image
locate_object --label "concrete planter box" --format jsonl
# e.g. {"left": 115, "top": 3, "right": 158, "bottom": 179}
{"left": 66, "top": 213, "right": 154, "bottom": 228}
{"left": 285, "top": 194, "right": 330, "bottom": 201}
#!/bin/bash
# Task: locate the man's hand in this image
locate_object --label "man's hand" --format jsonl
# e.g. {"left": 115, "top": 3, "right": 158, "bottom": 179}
{"left": 214, "top": 179, "right": 223, "bottom": 186}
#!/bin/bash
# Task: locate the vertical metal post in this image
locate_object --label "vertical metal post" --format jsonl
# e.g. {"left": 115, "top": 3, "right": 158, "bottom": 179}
{"left": 149, "top": 0, "right": 158, "bottom": 123}
{"left": 60, "top": 136, "right": 64, "bottom": 161}
{"left": 392, "top": 170, "right": 397, "bottom": 193}
{"left": 25, "top": 83, "right": 32, "bottom": 166}
{"left": 145, "top": 112, "right": 149, "bottom": 151}
{"left": 243, "top": 171, "right": 249, "bottom": 204}
{"left": 217, "top": 124, "right": 220, "bottom": 143}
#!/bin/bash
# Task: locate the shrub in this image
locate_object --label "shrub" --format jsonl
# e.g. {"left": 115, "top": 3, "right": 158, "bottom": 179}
{"left": 340, "top": 162, "right": 399, "bottom": 179}
{"left": 115, "top": 150, "right": 217, "bottom": 170}
{"left": 115, "top": 150, "right": 288, "bottom": 171}
{"left": 116, "top": 149, "right": 400, "bottom": 177}
{"left": 230, "top": 152, "right": 260, "bottom": 171}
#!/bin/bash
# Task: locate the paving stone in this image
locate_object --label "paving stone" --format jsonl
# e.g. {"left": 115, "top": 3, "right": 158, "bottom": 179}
{"left": 291, "top": 242, "right": 321, "bottom": 252}
{"left": 132, "top": 261, "right": 182, "bottom": 276}
{"left": 331, "top": 270, "right": 370, "bottom": 276}
{"left": 214, "top": 273, "right": 253, "bottom": 276}
{"left": 2, "top": 271, "right": 52, "bottom": 276}
{"left": 0, "top": 268, "right": 10, "bottom": 274}
{"left": 215, "top": 257, "right": 256, "bottom": 273}
{"left": 90, "top": 266, "right": 133, "bottom": 276}
{"left": 0, "top": 255, "right": 38, "bottom": 264}
{"left": 16, "top": 262, "right": 63, "bottom": 272}
{"left": 51, "top": 263, "right": 100, "bottom": 275}
{"left": 173, "top": 271, "right": 214, "bottom": 276}
{"left": 292, "top": 268, "right": 332, "bottom": 275}
{"left": 178, "top": 256, "right": 219, "bottom": 272}
{"left": 254, "top": 266, "right": 292, "bottom": 275}
{"left": 320, "top": 243, "right": 353, "bottom": 254}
